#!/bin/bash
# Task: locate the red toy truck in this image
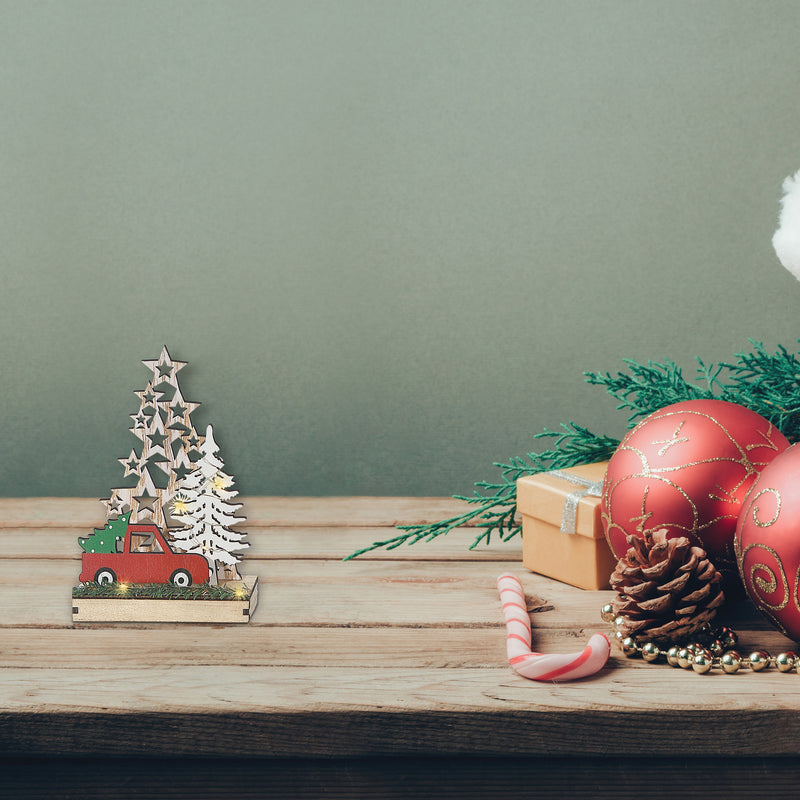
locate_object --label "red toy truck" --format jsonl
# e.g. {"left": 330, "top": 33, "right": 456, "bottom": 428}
{"left": 79, "top": 523, "right": 209, "bottom": 587}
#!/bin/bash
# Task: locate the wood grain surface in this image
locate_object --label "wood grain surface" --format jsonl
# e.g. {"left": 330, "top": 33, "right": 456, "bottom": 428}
{"left": 1, "top": 497, "right": 796, "bottom": 798}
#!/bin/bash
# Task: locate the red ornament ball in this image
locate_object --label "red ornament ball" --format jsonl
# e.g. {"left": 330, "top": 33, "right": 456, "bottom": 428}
{"left": 735, "top": 443, "right": 800, "bottom": 640}
{"left": 601, "top": 399, "right": 789, "bottom": 573}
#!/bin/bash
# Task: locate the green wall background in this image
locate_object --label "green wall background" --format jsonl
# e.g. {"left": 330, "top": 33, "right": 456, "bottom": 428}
{"left": 3, "top": 1, "right": 800, "bottom": 498}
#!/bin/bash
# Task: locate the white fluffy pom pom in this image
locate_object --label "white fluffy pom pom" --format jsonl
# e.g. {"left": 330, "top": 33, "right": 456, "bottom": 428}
{"left": 773, "top": 169, "right": 800, "bottom": 281}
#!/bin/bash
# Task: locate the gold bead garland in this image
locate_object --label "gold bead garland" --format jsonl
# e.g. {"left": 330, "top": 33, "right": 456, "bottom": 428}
{"left": 600, "top": 603, "right": 798, "bottom": 675}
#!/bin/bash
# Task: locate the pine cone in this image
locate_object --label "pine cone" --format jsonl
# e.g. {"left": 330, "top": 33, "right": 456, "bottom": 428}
{"left": 610, "top": 528, "right": 725, "bottom": 644}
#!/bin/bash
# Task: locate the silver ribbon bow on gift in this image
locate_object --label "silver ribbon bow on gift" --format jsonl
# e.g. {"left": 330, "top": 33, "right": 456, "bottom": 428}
{"left": 548, "top": 470, "right": 604, "bottom": 534}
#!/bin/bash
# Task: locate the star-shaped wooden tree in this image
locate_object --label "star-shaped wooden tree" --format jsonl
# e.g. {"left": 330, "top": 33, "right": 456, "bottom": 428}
{"left": 101, "top": 346, "right": 204, "bottom": 530}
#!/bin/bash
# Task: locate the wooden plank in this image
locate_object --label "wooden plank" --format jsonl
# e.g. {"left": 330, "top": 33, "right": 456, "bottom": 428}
{"left": 0, "top": 557, "right": 784, "bottom": 640}
{"left": 0, "top": 496, "right": 481, "bottom": 528}
{"left": 0, "top": 525, "right": 522, "bottom": 561}
{"left": 0, "top": 557, "right": 602, "bottom": 628}
{"left": 5, "top": 495, "right": 799, "bottom": 771}
{"left": 4, "top": 665, "right": 800, "bottom": 757}
{"left": 5, "top": 663, "right": 800, "bottom": 717}
{"left": 0, "top": 626, "right": 509, "bottom": 668}
{"left": 3, "top": 623, "right": 793, "bottom": 673}
{"left": 3, "top": 755, "right": 799, "bottom": 800}
{"left": 259, "top": 526, "right": 521, "bottom": 560}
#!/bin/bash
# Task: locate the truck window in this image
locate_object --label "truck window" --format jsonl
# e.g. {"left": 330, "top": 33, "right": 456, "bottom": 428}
{"left": 130, "top": 532, "right": 164, "bottom": 553}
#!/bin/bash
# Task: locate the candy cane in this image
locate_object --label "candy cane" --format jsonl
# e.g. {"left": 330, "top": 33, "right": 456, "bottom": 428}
{"left": 497, "top": 573, "right": 610, "bottom": 681}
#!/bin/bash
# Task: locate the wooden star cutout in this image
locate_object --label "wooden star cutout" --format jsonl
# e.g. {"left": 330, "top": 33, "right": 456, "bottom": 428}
{"left": 172, "top": 462, "right": 193, "bottom": 482}
{"left": 148, "top": 430, "right": 167, "bottom": 449}
{"left": 102, "top": 495, "right": 124, "bottom": 515}
{"left": 142, "top": 346, "right": 187, "bottom": 383}
{"left": 131, "top": 410, "right": 148, "bottom": 428}
{"left": 118, "top": 450, "right": 143, "bottom": 477}
{"left": 134, "top": 383, "right": 163, "bottom": 412}
{"left": 102, "top": 489, "right": 132, "bottom": 517}
{"left": 170, "top": 388, "right": 200, "bottom": 418}
{"left": 134, "top": 492, "right": 158, "bottom": 514}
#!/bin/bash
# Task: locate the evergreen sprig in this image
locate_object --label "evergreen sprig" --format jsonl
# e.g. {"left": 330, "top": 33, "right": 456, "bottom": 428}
{"left": 344, "top": 423, "right": 619, "bottom": 559}
{"left": 586, "top": 341, "right": 800, "bottom": 442}
{"left": 713, "top": 340, "right": 800, "bottom": 442}
{"left": 346, "top": 340, "right": 800, "bottom": 558}
{"left": 584, "top": 358, "right": 715, "bottom": 424}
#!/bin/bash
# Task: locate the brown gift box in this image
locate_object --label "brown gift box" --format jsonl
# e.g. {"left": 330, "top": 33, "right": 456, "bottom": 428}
{"left": 517, "top": 461, "right": 616, "bottom": 590}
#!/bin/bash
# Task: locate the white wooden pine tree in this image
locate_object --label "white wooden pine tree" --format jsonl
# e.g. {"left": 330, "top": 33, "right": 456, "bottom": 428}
{"left": 101, "top": 346, "right": 204, "bottom": 530}
{"left": 169, "top": 424, "right": 249, "bottom": 585}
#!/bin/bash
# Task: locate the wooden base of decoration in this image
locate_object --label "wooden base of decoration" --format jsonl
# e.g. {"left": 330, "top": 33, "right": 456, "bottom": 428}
{"left": 72, "top": 576, "right": 258, "bottom": 623}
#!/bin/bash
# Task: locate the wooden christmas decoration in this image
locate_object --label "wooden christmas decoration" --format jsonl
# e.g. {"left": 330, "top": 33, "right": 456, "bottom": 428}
{"left": 101, "top": 346, "right": 204, "bottom": 529}
{"left": 72, "top": 346, "right": 257, "bottom": 623}
{"left": 169, "top": 424, "right": 249, "bottom": 585}
{"left": 78, "top": 511, "right": 132, "bottom": 555}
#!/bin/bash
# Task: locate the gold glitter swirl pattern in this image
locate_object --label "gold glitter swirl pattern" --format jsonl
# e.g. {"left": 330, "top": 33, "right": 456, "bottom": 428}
{"left": 642, "top": 408, "right": 762, "bottom": 471}
{"left": 794, "top": 563, "right": 800, "bottom": 618}
{"left": 741, "top": 542, "right": 789, "bottom": 612}
{"left": 750, "top": 487, "right": 781, "bottom": 528}
{"left": 603, "top": 404, "right": 789, "bottom": 563}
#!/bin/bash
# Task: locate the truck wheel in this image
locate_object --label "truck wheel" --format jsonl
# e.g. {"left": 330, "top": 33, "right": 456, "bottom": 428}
{"left": 171, "top": 569, "right": 192, "bottom": 588}
{"left": 95, "top": 569, "right": 116, "bottom": 585}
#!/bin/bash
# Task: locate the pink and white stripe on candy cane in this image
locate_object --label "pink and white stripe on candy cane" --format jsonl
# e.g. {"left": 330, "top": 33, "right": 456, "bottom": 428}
{"left": 497, "top": 573, "right": 610, "bottom": 681}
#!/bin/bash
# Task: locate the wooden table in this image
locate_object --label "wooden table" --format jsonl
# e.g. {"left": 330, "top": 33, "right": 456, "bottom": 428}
{"left": 2, "top": 497, "right": 800, "bottom": 798}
